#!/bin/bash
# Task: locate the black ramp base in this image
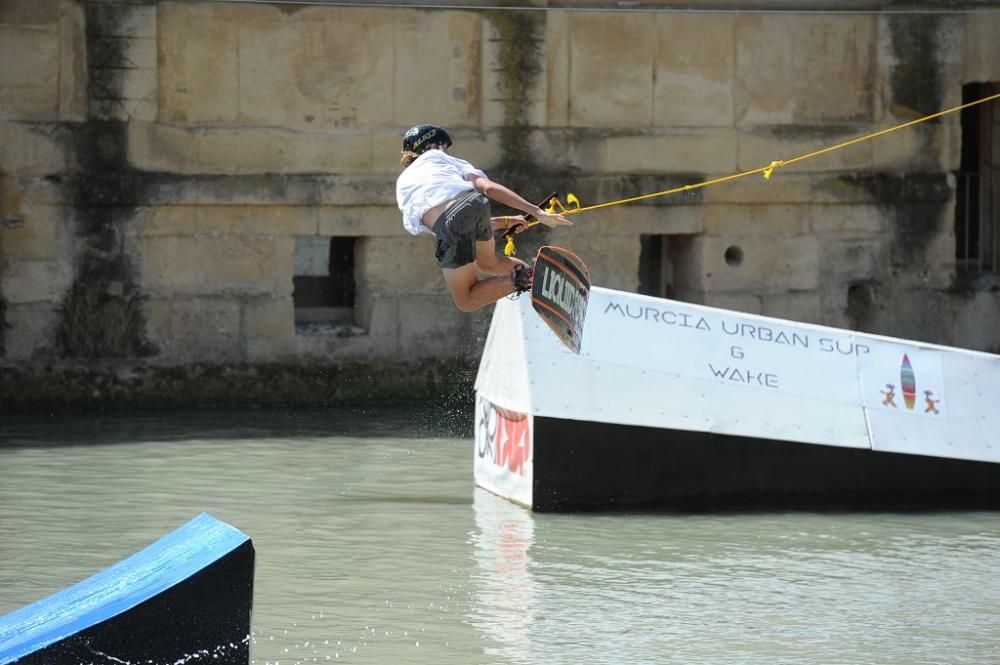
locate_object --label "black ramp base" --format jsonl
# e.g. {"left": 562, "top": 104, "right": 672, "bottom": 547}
{"left": 0, "top": 513, "right": 255, "bottom": 665}
{"left": 532, "top": 417, "right": 1000, "bottom": 512}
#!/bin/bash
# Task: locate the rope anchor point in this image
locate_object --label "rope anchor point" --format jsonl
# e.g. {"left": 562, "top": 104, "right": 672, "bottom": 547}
{"left": 763, "top": 160, "right": 784, "bottom": 181}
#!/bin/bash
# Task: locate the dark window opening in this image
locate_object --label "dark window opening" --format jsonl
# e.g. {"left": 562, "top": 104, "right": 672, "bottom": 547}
{"left": 639, "top": 235, "right": 669, "bottom": 297}
{"left": 955, "top": 82, "right": 999, "bottom": 277}
{"left": 293, "top": 235, "right": 356, "bottom": 326}
{"left": 638, "top": 233, "right": 697, "bottom": 300}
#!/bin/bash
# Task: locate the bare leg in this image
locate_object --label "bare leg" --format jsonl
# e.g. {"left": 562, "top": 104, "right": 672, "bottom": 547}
{"left": 442, "top": 262, "right": 516, "bottom": 312}
{"left": 473, "top": 237, "right": 527, "bottom": 277}
{"left": 441, "top": 237, "right": 531, "bottom": 312}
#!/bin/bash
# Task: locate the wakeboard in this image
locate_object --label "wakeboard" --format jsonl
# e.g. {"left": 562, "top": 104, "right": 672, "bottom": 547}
{"left": 530, "top": 246, "right": 591, "bottom": 354}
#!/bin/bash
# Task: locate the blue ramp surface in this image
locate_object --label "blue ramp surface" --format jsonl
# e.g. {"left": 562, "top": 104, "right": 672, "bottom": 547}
{"left": 0, "top": 513, "right": 255, "bottom": 665}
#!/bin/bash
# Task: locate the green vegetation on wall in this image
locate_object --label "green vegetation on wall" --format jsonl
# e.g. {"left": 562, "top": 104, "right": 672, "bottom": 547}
{"left": 54, "top": 4, "right": 153, "bottom": 359}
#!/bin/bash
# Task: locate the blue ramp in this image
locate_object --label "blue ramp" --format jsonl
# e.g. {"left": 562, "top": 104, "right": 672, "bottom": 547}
{"left": 0, "top": 513, "right": 254, "bottom": 665}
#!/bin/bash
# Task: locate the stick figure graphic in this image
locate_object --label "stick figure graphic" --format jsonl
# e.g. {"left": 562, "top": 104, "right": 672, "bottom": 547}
{"left": 924, "top": 390, "right": 940, "bottom": 415}
{"left": 880, "top": 384, "right": 897, "bottom": 407}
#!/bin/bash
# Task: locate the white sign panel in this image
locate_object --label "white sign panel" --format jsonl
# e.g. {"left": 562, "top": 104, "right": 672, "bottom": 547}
{"left": 583, "top": 292, "right": 872, "bottom": 407}
{"left": 474, "top": 394, "right": 533, "bottom": 507}
{"left": 859, "top": 343, "right": 947, "bottom": 418}
{"left": 477, "top": 286, "right": 1000, "bottom": 482}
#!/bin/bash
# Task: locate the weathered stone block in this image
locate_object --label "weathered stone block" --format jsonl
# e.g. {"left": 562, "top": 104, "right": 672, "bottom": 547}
{"left": 198, "top": 205, "right": 318, "bottom": 237}
{"left": 878, "top": 14, "right": 964, "bottom": 67}
{"left": 317, "top": 206, "right": 400, "bottom": 237}
{"left": 392, "top": 11, "right": 481, "bottom": 128}
{"left": 158, "top": 5, "right": 239, "bottom": 123}
{"left": 0, "top": 123, "right": 67, "bottom": 175}
{"left": 605, "top": 129, "right": 739, "bottom": 175}
{"left": 821, "top": 236, "right": 886, "bottom": 282}
{"left": 237, "top": 9, "right": 395, "bottom": 130}
{"left": 244, "top": 297, "right": 297, "bottom": 360}
{"left": 90, "top": 36, "right": 157, "bottom": 69}
{"left": 374, "top": 129, "right": 406, "bottom": 176}
{"left": 1, "top": 302, "right": 59, "bottom": 361}
{"left": 119, "top": 67, "right": 157, "bottom": 102}
{"left": 738, "top": 126, "right": 874, "bottom": 173}
{"left": 564, "top": 131, "right": 604, "bottom": 173}
{"left": 126, "top": 123, "right": 194, "bottom": 172}
{"left": 761, "top": 292, "right": 823, "bottom": 324}
{"left": 138, "top": 235, "right": 291, "bottom": 296}
{"left": 316, "top": 175, "right": 397, "bottom": 206}
{"left": 594, "top": 205, "right": 704, "bottom": 236}
{"left": 789, "top": 16, "right": 875, "bottom": 123}
{"left": 0, "top": 25, "right": 59, "bottom": 120}
{"left": 356, "top": 236, "right": 442, "bottom": 294}
{"left": 58, "top": 1, "right": 87, "bottom": 121}
{"left": 703, "top": 204, "right": 808, "bottom": 237}
{"left": 397, "top": 294, "right": 489, "bottom": 359}
{"left": 0, "top": 259, "right": 72, "bottom": 304}
{"left": 736, "top": 14, "right": 875, "bottom": 125}
{"left": 88, "top": 3, "right": 156, "bottom": 39}
{"left": 701, "top": 173, "right": 818, "bottom": 205}
{"left": 190, "top": 174, "right": 322, "bottom": 207}
{"left": 951, "top": 291, "right": 1000, "bottom": 353}
{"left": 91, "top": 97, "right": 157, "bottom": 123}
{"left": 687, "top": 235, "right": 820, "bottom": 293}
{"left": 0, "top": 0, "right": 60, "bottom": 25}
{"left": 481, "top": 14, "right": 547, "bottom": 129}
{"left": 734, "top": 15, "right": 794, "bottom": 125}
{"left": 809, "top": 204, "right": 884, "bottom": 234}
{"left": 545, "top": 10, "right": 571, "bottom": 127}
{"left": 554, "top": 233, "right": 639, "bottom": 292}
{"left": 567, "top": 13, "right": 655, "bottom": 127}
{"left": 654, "top": 14, "right": 735, "bottom": 127}
{"left": 0, "top": 203, "right": 64, "bottom": 259}
{"left": 128, "top": 206, "right": 197, "bottom": 238}
{"left": 191, "top": 130, "right": 298, "bottom": 174}
{"left": 343, "top": 294, "right": 398, "bottom": 357}
{"left": 702, "top": 293, "right": 763, "bottom": 315}
{"left": 444, "top": 130, "right": 499, "bottom": 175}
{"left": 965, "top": 13, "right": 1000, "bottom": 81}
{"left": 294, "top": 323, "right": 380, "bottom": 361}
{"left": 130, "top": 124, "right": 377, "bottom": 175}
{"left": 145, "top": 296, "right": 242, "bottom": 363}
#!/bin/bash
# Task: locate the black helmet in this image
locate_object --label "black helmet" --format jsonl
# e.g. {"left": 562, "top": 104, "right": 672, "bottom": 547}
{"left": 402, "top": 124, "right": 452, "bottom": 154}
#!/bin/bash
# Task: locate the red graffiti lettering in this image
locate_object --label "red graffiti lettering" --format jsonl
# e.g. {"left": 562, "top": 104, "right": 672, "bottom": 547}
{"left": 495, "top": 410, "right": 531, "bottom": 476}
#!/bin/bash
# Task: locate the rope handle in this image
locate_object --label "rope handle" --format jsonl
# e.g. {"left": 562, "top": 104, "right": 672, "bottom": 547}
{"left": 503, "top": 191, "right": 560, "bottom": 256}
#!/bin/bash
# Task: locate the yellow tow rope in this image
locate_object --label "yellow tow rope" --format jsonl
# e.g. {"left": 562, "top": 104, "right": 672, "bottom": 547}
{"left": 504, "top": 91, "right": 1000, "bottom": 257}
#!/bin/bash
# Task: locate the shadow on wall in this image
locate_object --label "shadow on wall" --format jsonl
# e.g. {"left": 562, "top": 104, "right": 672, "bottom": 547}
{"left": 0, "top": 167, "right": 21, "bottom": 356}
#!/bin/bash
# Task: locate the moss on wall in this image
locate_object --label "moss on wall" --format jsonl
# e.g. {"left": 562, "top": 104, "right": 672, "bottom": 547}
{"left": 886, "top": 14, "right": 944, "bottom": 119}
{"left": 482, "top": 10, "right": 579, "bottom": 202}
{"left": 54, "top": 5, "right": 153, "bottom": 359}
{"left": 841, "top": 172, "right": 950, "bottom": 268}
{"left": 0, "top": 359, "right": 479, "bottom": 411}
{"left": 485, "top": 9, "right": 544, "bottom": 174}
{"left": 886, "top": 13, "right": 946, "bottom": 163}
{"left": 0, "top": 293, "right": 7, "bottom": 357}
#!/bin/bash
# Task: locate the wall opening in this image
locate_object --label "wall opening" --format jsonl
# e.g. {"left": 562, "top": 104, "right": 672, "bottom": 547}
{"left": 293, "top": 235, "right": 356, "bottom": 328}
{"left": 638, "top": 234, "right": 697, "bottom": 301}
{"left": 955, "top": 82, "right": 1000, "bottom": 279}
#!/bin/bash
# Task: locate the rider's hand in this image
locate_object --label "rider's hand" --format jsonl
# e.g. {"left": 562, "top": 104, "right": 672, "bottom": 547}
{"left": 507, "top": 215, "right": 530, "bottom": 234}
{"left": 535, "top": 211, "right": 572, "bottom": 227}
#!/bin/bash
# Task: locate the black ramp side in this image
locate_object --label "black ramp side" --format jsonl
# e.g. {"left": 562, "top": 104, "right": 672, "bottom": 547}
{"left": 0, "top": 513, "right": 255, "bottom": 665}
{"left": 532, "top": 417, "right": 1000, "bottom": 512}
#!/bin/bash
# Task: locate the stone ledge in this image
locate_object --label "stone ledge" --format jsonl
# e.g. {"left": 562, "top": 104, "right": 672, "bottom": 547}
{"left": 0, "top": 359, "right": 479, "bottom": 410}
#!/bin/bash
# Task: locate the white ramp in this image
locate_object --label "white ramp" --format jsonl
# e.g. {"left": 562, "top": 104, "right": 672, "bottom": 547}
{"left": 474, "top": 287, "right": 1000, "bottom": 511}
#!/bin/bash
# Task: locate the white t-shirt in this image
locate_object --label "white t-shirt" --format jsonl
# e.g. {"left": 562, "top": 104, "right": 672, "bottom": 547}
{"left": 396, "top": 149, "right": 487, "bottom": 235}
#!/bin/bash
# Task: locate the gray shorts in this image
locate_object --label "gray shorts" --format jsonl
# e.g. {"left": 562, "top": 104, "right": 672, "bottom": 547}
{"left": 431, "top": 190, "right": 492, "bottom": 269}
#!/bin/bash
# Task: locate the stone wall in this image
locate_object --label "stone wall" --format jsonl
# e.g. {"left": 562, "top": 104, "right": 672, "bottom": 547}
{"left": 1, "top": 0, "right": 999, "bottom": 388}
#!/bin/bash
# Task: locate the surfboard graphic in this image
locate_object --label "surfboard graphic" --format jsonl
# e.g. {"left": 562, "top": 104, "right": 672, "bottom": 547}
{"left": 901, "top": 353, "right": 916, "bottom": 410}
{"left": 530, "top": 246, "right": 591, "bottom": 354}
